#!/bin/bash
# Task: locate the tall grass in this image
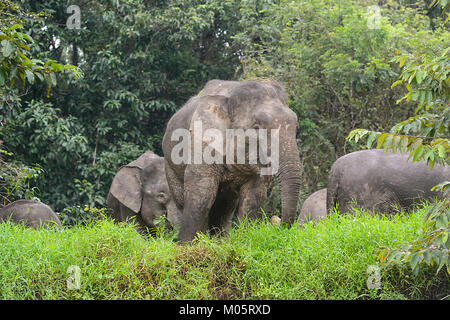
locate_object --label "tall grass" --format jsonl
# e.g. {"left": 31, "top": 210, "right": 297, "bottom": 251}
{"left": 0, "top": 207, "right": 447, "bottom": 300}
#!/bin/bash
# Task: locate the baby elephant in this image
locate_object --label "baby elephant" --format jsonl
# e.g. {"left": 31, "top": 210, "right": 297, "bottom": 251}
{"left": 107, "top": 150, "right": 181, "bottom": 235}
{"left": 0, "top": 200, "right": 62, "bottom": 229}
{"left": 327, "top": 149, "right": 449, "bottom": 215}
{"left": 298, "top": 188, "right": 328, "bottom": 225}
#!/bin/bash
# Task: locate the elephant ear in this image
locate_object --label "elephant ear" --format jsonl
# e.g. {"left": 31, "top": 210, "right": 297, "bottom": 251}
{"left": 109, "top": 150, "right": 161, "bottom": 213}
{"left": 189, "top": 95, "right": 230, "bottom": 163}
{"left": 109, "top": 167, "right": 142, "bottom": 214}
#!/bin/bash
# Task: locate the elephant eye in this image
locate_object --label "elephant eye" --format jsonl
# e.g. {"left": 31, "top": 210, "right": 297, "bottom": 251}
{"left": 157, "top": 192, "right": 166, "bottom": 201}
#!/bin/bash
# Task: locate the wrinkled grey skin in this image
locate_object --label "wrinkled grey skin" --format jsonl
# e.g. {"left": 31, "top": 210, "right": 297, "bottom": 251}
{"left": 162, "top": 80, "right": 302, "bottom": 242}
{"left": 0, "top": 200, "right": 61, "bottom": 229}
{"left": 107, "top": 151, "right": 181, "bottom": 235}
{"left": 298, "top": 188, "right": 327, "bottom": 225}
{"left": 327, "top": 149, "right": 450, "bottom": 214}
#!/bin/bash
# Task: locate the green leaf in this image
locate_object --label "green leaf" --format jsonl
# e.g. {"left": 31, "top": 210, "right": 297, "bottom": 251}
{"left": 383, "top": 134, "right": 393, "bottom": 152}
{"left": 416, "top": 70, "right": 425, "bottom": 84}
{"left": 25, "top": 69, "right": 35, "bottom": 84}
{"left": 35, "top": 72, "right": 44, "bottom": 81}
{"left": 437, "top": 145, "right": 446, "bottom": 158}
{"left": 50, "top": 73, "right": 57, "bottom": 86}
{"left": 423, "top": 250, "right": 432, "bottom": 265}
{"left": 400, "top": 136, "right": 409, "bottom": 153}
{"left": 409, "top": 252, "right": 421, "bottom": 271}
{"left": 391, "top": 80, "right": 403, "bottom": 88}
{"left": 413, "top": 144, "right": 424, "bottom": 162}
{"left": 436, "top": 251, "right": 448, "bottom": 274}
{"left": 405, "top": 83, "right": 412, "bottom": 92}
{"left": 441, "top": 232, "right": 448, "bottom": 245}
{"left": 418, "top": 91, "right": 426, "bottom": 106}
{"left": 399, "top": 56, "right": 407, "bottom": 68}
{"left": 391, "top": 135, "right": 401, "bottom": 153}
{"left": 376, "top": 133, "right": 388, "bottom": 149}
{"left": 425, "top": 91, "right": 432, "bottom": 106}
{"left": 1, "top": 40, "right": 14, "bottom": 57}
{"left": 367, "top": 132, "right": 378, "bottom": 149}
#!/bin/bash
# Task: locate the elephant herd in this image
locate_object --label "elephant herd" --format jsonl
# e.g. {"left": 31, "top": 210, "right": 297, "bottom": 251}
{"left": 1, "top": 80, "right": 449, "bottom": 242}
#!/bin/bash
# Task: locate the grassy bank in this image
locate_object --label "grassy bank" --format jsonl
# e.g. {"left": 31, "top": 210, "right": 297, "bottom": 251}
{"left": 0, "top": 208, "right": 448, "bottom": 300}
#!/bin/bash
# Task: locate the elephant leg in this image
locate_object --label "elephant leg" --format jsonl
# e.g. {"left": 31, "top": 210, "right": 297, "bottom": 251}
{"left": 369, "top": 189, "right": 402, "bottom": 215}
{"left": 208, "top": 185, "right": 239, "bottom": 237}
{"left": 345, "top": 188, "right": 401, "bottom": 215}
{"left": 237, "top": 176, "right": 269, "bottom": 221}
{"left": 177, "top": 165, "right": 221, "bottom": 242}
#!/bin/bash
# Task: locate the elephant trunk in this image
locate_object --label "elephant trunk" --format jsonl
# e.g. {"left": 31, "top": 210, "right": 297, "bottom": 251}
{"left": 166, "top": 199, "right": 182, "bottom": 228}
{"left": 276, "top": 131, "right": 301, "bottom": 224}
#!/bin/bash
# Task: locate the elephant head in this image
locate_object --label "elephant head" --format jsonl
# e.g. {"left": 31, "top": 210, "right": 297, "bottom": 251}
{"left": 107, "top": 151, "right": 181, "bottom": 232}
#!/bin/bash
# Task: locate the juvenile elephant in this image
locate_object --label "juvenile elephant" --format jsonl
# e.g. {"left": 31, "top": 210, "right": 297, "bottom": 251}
{"left": 327, "top": 149, "right": 449, "bottom": 215}
{"left": 0, "top": 200, "right": 61, "bottom": 229}
{"left": 162, "top": 80, "right": 302, "bottom": 242}
{"left": 107, "top": 150, "right": 181, "bottom": 235}
{"left": 298, "top": 188, "right": 327, "bottom": 225}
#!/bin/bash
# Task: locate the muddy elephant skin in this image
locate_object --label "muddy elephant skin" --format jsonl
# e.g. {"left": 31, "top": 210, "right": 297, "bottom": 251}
{"left": 0, "top": 200, "right": 61, "bottom": 229}
{"left": 327, "top": 149, "right": 449, "bottom": 215}
{"left": 162, "top": 79, "right": 302, "bottom": 242}
{"left": 107, "top": 150, "right": 181, "bottom": 235}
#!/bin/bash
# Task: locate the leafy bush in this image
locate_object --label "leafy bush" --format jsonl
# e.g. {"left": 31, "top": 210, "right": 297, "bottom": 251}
{"left": 379, "top": 201, "right": 449, "bottom": 277}
{"left": 0, "top": 1, "right": 80, "bottom": 206}
{"left": 59, "top": 205, "right": 107, "bottom": 227}
{"left": 348, "top": 0, "right": 449, "bottom": 279}
{"left": 0, "top": 154, "right": 43, "bottom": 204}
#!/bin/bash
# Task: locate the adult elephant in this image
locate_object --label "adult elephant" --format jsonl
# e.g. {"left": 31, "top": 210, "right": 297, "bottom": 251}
{"left": 0, "top": 200, "right": 61, "bottom": 229}
{"left": 107, "top": 150, "right": 181, "bottom": 235}
{"left": 298, "top": 188, "right": 327, "bottom": 225}
{"left": 327, "top": 149, "right": 449, "bottom": 215}
{"left": 162, "top": 80, "right": 302, "bottom": 242}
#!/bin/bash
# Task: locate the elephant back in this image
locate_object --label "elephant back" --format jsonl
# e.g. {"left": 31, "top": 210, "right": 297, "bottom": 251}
{"left": 0, "top": 200, "right": 61, "bottom": 229}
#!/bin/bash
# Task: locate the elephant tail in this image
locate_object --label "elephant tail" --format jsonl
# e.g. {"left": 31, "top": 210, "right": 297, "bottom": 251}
{"left": 326, "top": 167, "right": 340, "bottom": 214}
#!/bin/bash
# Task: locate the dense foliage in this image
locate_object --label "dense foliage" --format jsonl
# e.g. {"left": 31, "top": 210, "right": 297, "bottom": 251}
{"left": 348, "top": 0, "right": 449, "bottom": 277}
{"left": 1, "top": 0, "right": 255, "bottom": 210}
{"left": 0, "top": 0, "right": 81, "bottom": 205}
{"left": 1, "top": 0, "right": 446, "bottom": 210}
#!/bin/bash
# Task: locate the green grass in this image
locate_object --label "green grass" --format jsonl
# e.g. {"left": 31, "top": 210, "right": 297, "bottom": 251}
{"left": 0, "top": 208, "right": 448, "bottom": 300}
